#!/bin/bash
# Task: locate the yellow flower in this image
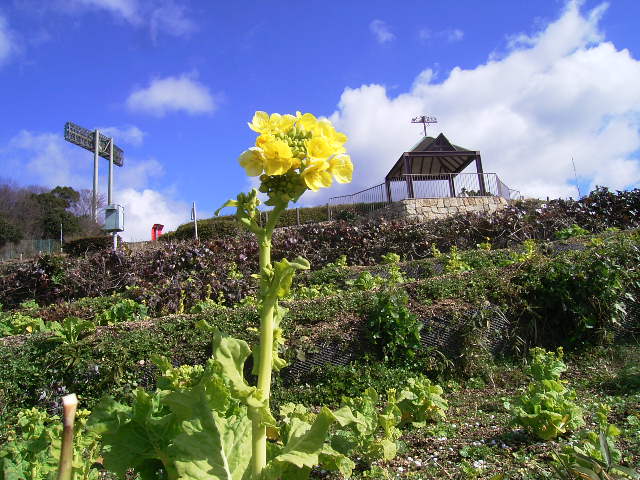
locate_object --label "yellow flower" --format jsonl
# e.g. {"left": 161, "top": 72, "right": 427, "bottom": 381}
{"left": 261, "top": 137, "right": 294, "bottom": 176}
{"left": 301, "top": 160, "right": 332, "bottom": 191}
{"left": 329, "top": 155, "right": 353, "bottom": 184}
{"left": 295, "top": 111, "right": 318, "bottom": 132}
{"left": 306, "top": 136, "right": 334, "bottom": 160}
{"left": 248, "top": 111, "right": 295, "bottom": 135}
{"left": 238, "top": 148, "right": 264, "bottom": 176}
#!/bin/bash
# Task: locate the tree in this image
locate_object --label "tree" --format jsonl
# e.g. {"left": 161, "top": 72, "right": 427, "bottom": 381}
{"left": 0, "top": 214, "right": 23, "bottom": 247}
{"left": 32, "top": 187, "right": 81, "bottom": 239}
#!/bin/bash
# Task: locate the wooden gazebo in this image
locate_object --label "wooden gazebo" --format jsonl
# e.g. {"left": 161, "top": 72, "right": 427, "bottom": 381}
{"left": 384, "top": 133, "right": 486, "bottom": 199}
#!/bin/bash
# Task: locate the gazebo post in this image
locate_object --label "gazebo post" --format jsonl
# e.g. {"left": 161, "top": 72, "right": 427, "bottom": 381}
{"left": 475, "top": 154, "right": 487, "bottom": 195}
{"left": 448, "top": 175, "right": 456, "bottom": 197}
{"left": 403, "top": 154, "right": 415, "bottom": 199}
{"left": 385, "top": 179, "right": 392, "bottom": 202}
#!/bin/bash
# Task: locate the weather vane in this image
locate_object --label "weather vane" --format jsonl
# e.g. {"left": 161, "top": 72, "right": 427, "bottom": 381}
{"left": 411, "top": 115, "right": 438, "bottom": 137}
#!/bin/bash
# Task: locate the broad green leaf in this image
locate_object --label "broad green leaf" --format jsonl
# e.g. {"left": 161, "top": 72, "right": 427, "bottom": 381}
{"left": 212, "top": 332, "right": 254, "bottom": 400}
{"left": 272, "top": 407, "right": 336, "bottom": 469}
{"left": 332, "top": 406, "right": 362, "bottom": 427}
{"left": 170, "top": 410, "right": 252, "bottom": 480}
{"left": 88, "top": 392, "right": 180, "bottom": 479}
{"left": 319, "top": 444, "right": 355, "bottom": 478}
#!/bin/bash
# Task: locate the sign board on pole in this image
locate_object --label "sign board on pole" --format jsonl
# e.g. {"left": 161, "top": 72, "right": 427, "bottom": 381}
{"left": 64, "top": 122, "right": 124, "bottom": 167}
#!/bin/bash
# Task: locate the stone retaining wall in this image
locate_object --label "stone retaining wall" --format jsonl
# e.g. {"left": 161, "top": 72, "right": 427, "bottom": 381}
{"left": 370, "top": 196, "right": 508, "bottom": 222}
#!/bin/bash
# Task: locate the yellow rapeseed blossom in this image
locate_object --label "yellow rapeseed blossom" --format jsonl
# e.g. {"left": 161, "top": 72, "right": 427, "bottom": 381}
{"left": 295, "top": 111, "right": 318, "bottom": 133}
{"left": 237, "top": 110, "right": 353, "bottom": 199}
{"left": 238, "top": 148, "right": 264, "bottom": 177}
{"left": 306, "top": 136, "right": 335, "bottom": 160}
{"left": 301, "top": 160, "right": 332, "bottom": 191}
{"left": 249, "top": 111, "right": 295, "bottom": 135}
{"left": 329, "top": 155, "right": 353, "bottom": 184}
{"left": 261, "top": 137, "right": 294, "bottom": 176}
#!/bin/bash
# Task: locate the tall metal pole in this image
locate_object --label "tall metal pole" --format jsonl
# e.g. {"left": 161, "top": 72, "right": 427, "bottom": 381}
{"left": 93, "top": 129, "right": 99, "bottom": 221}
{"left": 108, "top": 138, "right": 114, "bottom": 205}
{"left": 192, "top": 202, "right": 198, "bottom": 241}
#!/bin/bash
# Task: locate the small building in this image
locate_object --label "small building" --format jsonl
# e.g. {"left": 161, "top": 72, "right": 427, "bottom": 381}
{"left": 328, "top": 133, "right": 518, "bottom": 222}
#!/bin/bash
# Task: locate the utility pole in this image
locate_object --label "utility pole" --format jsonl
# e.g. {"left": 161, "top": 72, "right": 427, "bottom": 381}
{"left": 93, "top": 129, "right": 99, "bottom": 221}
{"left": 191, "top": 202, "right": 198, "bottom": 241}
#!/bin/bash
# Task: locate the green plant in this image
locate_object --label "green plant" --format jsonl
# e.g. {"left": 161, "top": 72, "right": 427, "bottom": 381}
{"left": 366, "top": 289, "right": 422, "bottom": 363}
{"left": 47, "top": 317, "right": 96, "bottom": 345}
{"left": 0, "top": 407, "right": 100, "bottom": 480}
{"left": 349, "top": 271, "right": 382, "bottom": 291}
{"left": 396, "top": 377, "right": 448, "bottom": 426}
{"left": 329, "top": 388, "right": 402, "bottom": 464}
{"left": 95, "top": 298, "right": 148, "bottom": 325}
{"left": 506, "top": 348, "right": 584, "bottom": 440}
{"left": 551, "top": 406, "right": 639, "bottom": 480}
{"left": 556, "top": 224, "right": 589, "bottom": 240}
{"left": 0, "top": 305, "right": 47, "bottom": 337}
{"left": 443, "top": 246, "right": 472, "bottom": 273}
{"left": 87, "top": 110, "right": 358, "bottom": 480}
{"left": 504, "top": 238, "right": 537, "bottom": 265}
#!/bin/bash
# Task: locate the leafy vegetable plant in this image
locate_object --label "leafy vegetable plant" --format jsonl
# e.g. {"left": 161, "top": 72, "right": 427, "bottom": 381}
{"left": 506, "top": 348, "right": 584, "bottom": 440}
{"left": 87, "top": 111, "right": 356, "bottom": 480}
{"left": 0, "top": 407, "right": 99, "bottom": 480}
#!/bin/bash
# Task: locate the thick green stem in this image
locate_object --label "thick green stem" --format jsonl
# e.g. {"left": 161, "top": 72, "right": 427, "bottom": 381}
{"left": 251, "top": 204, "right": 285, "bottom": 479}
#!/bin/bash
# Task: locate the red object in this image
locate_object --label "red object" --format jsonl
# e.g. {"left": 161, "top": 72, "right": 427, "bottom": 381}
{"left": 151, "top": 224, "right": 164, "bottom": 241}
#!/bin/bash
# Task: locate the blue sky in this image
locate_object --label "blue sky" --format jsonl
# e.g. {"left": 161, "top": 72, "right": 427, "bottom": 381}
{"left": 1, "top": 0, "right": 639, "bottom": 240}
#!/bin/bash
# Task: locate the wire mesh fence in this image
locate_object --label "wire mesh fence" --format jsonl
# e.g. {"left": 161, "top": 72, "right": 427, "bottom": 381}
{"left": 0, "top": 239, "right": 61, "bottom": 262}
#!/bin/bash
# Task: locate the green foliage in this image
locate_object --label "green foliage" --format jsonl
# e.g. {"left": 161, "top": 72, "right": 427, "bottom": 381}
{"left": 556, "top": 224, "right": 590, "bottom": 240}
{"left": 0, "top": 304, "right": 47, "bottom": 337}
{"left": 366, "top": 289, "right": 422, "bottom": 363}
{"left": 443, "top": 246, "right": 472, "bottom": 273}
{"left": 507, "top": 348, "right": 584, "bottom": 440}
{"left": 63, "top": 236, "right": 113, "bottom": 256}
{"left": 47, "top": 317, "right": 96, "bottom": 345}
{"left": 0, "top": 407, "right": 100, "bottom": 480}
{"left": 506, "top": 238, "right": 537, "bottom": 264}
{"left": 89, "top": 334, "right": 361, "bottom": 480}
{"left": 329, "top": 388, "right": 402, "bottom": 464}
{"left": 0, "top": 214, "right": 23, "bottom": 247}
{"left": 95, "top": 298, "right": 148, "bottom": 325}
{"left": 551, "top": 406, "right": 639, "bottom": 479}
{"left": 349, "top": 271, "right": 382, "bottom": 291}
{"left": 32, "top": 186, "right": 81, "bottom": 239}
{"left": 396, "top": 377, "right": 448, "bottom": 426}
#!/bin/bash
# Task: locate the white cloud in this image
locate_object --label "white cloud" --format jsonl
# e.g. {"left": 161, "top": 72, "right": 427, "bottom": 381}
{"left": 114, "top": 187, "right": 190, "bottom": 241}
{"left": 150, "top": 1, "right": 196, "bottom": 43}
{"left": 126, "top": 73, "right": 217, "bottom": 116}
{"left": 117, "top": 158, "right": 164, "bottom": 190}
{"left": 0, "top": 15, "right": 17, "bottom": 65}
{"left": 446, "top": 29, "right": 464, "bottom": 42}
{"left": 7, "top": 131, "right": 89, "bottom": 187}
{"left": 70, "top": 0, "right": 140, "bottom": 23}
{"left": 98, "top": 125, "right": 145, "bottom": 146}
{"left": 369, "top": 19, "right": 395, "bottom": 44}
{"left": 61, "top": 0, "right": 195, "bottom": 40}
{"left": 418, "top": 27, "right": 464, "bottom": 44}
{"left": 321, "top": 1, "right": 640, "bottom": 201}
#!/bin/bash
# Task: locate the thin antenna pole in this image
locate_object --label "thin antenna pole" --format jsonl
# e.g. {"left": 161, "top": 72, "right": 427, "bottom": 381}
{"left": 571, "top": 157, "right": 581, "bottom": 198}
{"left": 411, "top": 115, "right": 438, "bottom": 137}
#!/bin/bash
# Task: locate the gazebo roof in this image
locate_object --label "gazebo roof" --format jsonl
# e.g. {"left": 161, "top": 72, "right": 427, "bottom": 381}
{"left": 385, "top": 133, "right": 480, "bottom": 180}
